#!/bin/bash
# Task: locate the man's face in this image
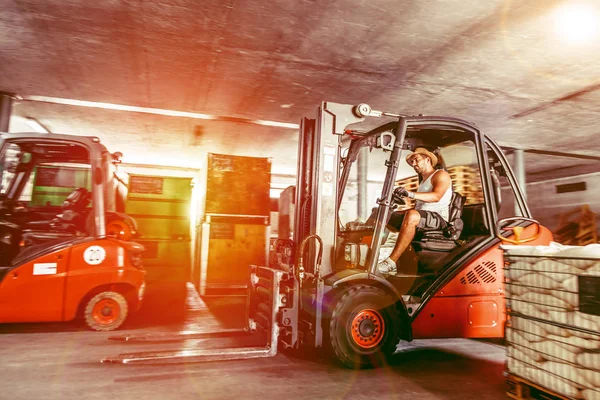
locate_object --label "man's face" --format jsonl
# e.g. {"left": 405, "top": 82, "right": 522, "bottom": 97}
{"left": 409, "top": 154, "right": 429, "bottom": 173}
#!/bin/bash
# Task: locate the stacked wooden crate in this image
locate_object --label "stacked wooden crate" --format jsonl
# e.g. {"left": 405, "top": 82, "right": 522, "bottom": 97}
{"left": 503, "top": 245, "right": 600, "bottom": 400}
{"left": 125, "top": 175, "right": 192, "bottom": 284}
{"left": 554, "top": 205, "right": 598, "bottom": 246}
{"left": 197, "top": 153, "right": 271, "bottom": 296}
{"left": 394, "top": 165, "right": 484, "bottom": 210}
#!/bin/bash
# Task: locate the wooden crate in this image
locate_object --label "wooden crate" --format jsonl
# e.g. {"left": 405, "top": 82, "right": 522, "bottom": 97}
{"left": 198, "top": 215, "right": 269, "bottom": 296}
{"left": 205, "top": 153, "right": 271, "bottom": 216}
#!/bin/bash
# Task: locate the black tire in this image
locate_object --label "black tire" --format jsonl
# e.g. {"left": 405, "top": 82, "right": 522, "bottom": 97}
{"left": 84, "top": 291, "right": 128, "bottom": 331}
{"left": 329, "top": 285, "right": 399, "bottom": 369}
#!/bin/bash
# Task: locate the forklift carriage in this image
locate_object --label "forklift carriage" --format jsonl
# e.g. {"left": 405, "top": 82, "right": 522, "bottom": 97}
{"left": 104, "top": 102, "right": 552, "bottom": 368}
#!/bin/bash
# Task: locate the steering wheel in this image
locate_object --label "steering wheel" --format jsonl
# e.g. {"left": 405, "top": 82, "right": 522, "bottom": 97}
{"left": 496, "top": 217, "right": 541, "bottom": 245}
{"left": 391, "top": 187, "right": 406, "bottom": 207}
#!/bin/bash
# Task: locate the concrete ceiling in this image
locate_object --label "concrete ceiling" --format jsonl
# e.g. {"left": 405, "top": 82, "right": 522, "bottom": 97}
{"left": 1, "top": 0, "right": 599, "bottom": 185}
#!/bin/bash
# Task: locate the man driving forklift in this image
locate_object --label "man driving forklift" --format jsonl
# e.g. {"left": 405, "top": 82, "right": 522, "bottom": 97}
{"left": 377, "top": 147, "right": 453, "bottom": 274}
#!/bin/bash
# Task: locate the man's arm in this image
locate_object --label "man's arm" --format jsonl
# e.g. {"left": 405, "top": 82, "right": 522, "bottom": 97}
{"left": 413, "top": 170, "right": 452, "bottom": 203}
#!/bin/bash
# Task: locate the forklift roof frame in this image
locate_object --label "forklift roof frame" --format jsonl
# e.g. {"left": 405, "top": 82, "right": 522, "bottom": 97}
{"left": 0, "top": 131, "right": 113, "bottom": 237}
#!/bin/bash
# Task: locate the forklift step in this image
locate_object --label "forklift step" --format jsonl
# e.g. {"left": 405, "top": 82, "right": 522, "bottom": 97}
{"left": 101, "top": 345, "right": 277, "bottom": 364}
{"left": 386, "top": 273, "right": 421, "bottom": 278}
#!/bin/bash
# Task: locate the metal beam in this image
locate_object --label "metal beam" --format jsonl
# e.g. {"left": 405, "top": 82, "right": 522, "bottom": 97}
{"left": 526, "top": 163, "right": 600, "bottom": 183}
{"left": 513, "top": 149, "right": 526, "bottom": 214}
{"left": 502, "top": 146, "right": 600, "bottom": 162}
{"left": 21, "top": 95, "right": 300, "bottom": 129}
{"left": 357, "top": 147, "right": 368, "bottom": 220}
{"left": 509, "top": 82, "right": 600, "bottom": 119}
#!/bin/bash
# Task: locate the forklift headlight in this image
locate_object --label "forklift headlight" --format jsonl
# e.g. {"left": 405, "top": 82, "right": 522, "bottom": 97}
{"left": 129, "top": 250, "right": 144, "bottom": 269}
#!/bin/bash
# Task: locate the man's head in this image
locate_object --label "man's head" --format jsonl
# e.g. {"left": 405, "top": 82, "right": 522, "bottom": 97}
{"left": 406, "top": 148, "right": 438, "bottom": 173}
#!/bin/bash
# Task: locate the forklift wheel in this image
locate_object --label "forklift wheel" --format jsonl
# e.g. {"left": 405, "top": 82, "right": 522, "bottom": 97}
{"left": 84, "top": 291, "right": 129, "bottom": 331}
{"left": 329, "top": 285, "right": 399, "bottom": 369}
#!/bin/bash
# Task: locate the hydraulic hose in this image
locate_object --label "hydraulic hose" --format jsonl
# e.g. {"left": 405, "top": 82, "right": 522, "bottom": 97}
{"left": 296, "top": 234, "right": 323, "bottom": 288}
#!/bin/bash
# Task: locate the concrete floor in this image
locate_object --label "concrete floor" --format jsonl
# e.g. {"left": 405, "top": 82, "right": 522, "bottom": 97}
{"left": 0, "top": 283, "right": 508, "bottom": 400}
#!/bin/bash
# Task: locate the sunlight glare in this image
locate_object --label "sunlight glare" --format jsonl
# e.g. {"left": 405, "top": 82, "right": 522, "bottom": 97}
{"left": 553, "top": 3, "right": 599, "bottom": 44}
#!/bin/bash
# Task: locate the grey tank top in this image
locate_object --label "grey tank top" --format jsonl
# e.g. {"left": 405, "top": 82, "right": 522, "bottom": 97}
{"left": 415, "top": 170, "right": 452, "bottom": 221}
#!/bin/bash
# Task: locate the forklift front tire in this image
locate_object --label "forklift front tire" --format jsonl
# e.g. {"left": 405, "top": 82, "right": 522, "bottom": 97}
{"left": 84, "top": 291, "right": 129, "bottom": 331}
{"left": 329, "top": 285, "right": 399, "bottom": 369}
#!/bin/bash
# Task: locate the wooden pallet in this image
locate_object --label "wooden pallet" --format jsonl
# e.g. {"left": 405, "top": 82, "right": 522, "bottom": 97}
{"left": 554, "top": 205, "right": 598, "bottom": 245}
{"left": 506, "top": 374, "right": 573, "bottom": 400}
{"left": 448, "top": 165, "right": 477, "bottom": 174}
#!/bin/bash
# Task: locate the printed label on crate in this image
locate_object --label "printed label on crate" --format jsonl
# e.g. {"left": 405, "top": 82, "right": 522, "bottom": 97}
{"left": 209, "top": 154, "right": 234, "bottom": 171}
{"left": 579, "top": 276, "right": 600, "bottom": 317}
{"left": 130, "top": 176, "right": 163, "bottom": 194}
{"left": 210, "top": 223, "right": 235, "bottom": 240}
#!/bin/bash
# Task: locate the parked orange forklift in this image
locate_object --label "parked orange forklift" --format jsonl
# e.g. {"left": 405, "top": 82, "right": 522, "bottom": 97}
{"left": 104, "top": 102, "right": 552, "bottom": 367}
{"left": 0, "top": 132, "right": 146, "bottom": 331}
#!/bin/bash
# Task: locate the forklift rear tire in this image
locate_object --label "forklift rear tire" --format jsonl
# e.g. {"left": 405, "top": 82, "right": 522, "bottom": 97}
{"left": 329, "top": 284, "right": 399, "bottom": 369}
{"left": 84, "top": 291, "right": 129, "bottom": 331}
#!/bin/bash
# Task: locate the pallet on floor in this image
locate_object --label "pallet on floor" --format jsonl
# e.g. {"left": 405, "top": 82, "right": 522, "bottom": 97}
{"left": 507, "top": 374, "right": 574, "bottom": 400}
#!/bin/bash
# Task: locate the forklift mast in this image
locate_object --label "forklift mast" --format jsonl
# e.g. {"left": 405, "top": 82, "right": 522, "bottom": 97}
{"left": 293, "top": 103, "right": 366, "bottom": 277}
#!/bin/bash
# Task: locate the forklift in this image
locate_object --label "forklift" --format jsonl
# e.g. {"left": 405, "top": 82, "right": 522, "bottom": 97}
{"left": 103, "top": 102, "right": 552, "bottom": 367}
{"left": 0, "top": 132, "right": 146, "bottom": 331}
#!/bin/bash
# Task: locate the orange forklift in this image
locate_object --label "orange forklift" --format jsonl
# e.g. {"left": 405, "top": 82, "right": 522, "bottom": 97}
{"left": 104, "top": 102, "right": 552, "bottom": 367}
{"left": 0, "top": 132, "right": 146, "bottom": 331}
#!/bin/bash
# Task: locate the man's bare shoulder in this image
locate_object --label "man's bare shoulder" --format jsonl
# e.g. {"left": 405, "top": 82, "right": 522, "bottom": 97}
{"left": 433, "top": 169, "right": 451, "bottom": 181}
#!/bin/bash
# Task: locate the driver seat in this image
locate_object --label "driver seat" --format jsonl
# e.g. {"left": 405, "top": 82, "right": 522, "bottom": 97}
{"left": 412, "top": 191, "right": 466, "bottom": 252}
{"left": 20, "top": 188, "right": 92, "bottom": 247}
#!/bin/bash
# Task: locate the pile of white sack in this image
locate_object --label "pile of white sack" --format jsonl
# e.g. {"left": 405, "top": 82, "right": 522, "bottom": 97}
{"left": 503, "top": 242, "right": 600, "bottom": 400}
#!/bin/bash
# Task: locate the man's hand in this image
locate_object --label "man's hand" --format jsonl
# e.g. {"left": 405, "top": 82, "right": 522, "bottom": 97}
{"left": 392, "top": 187, "right": 408, "bottom": 205}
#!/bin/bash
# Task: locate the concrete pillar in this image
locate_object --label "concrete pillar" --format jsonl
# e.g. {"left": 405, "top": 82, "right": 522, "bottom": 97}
{"left": 357, "top": 147, "right": 368, "bottom": 220}
{"left": 0, "top": 92, "right": 14, "bottom": 132}
{"left": 514, "top": 148, "right": 526, "bottom": 214}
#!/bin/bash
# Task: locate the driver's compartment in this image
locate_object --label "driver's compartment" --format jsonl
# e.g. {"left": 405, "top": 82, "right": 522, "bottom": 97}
{"left": 335, "top": 121, "right": 505, "bottom": 296}
{"left": 0, "top": 140, "right": 96, "bottom": 267}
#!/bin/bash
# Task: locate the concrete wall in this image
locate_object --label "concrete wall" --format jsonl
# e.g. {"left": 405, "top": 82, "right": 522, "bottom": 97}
{"left": 525, "top": 172, "right": 600, "bottom": 235}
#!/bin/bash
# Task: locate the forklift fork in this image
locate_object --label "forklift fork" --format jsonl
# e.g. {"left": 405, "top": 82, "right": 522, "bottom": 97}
{"left": 107, "top": 328, "right": 250, "bottom": 343}
{"left": 101, "top": 267, "right": 286, "bottom": 364}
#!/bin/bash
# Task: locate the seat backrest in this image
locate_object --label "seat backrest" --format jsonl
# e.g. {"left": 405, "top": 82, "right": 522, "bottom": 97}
{"left": 417, "top": 191, "right": 466, "bottom": 243}
{"left": 448, "top": 192, "right": 466, "bottom": 222}
{"left": 444, "top": 192, "right": 466, "bottom": 240}
{"left": 62, "top": 188, "right": 91, "bottom": 212}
